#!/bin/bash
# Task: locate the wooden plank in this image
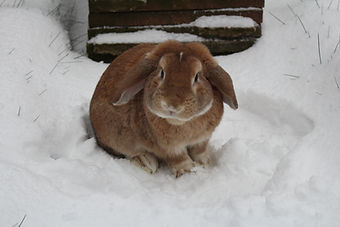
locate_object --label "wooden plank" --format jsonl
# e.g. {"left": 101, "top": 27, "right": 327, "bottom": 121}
{"left": 88, "top": 25, "right": 261, "bottom": 40}
{"left": 89, "top": 0, "right": 264, "bottom": 13}
{"left": 89, "top": 8, "right": 263, "bottom": 28}
{"left": 87, "top": 39, "right": 257, "bottom": 63}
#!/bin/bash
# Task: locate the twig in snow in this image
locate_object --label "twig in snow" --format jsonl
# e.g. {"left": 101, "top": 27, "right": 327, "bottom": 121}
{"left": 47, "top": 4, "right": 60, "bottom": 16}
{"left": 39, "top": 89, "right": 47, "bottom": 96}
{"left": 288, "top": 4, "right": 310, "bottom": 37}
{"left": 17, "top": 106, "right": 21, "bottom": 117}
{"left": 57, "top": 53, "right": 69, "bottom": 62}
{"left": 49, "top": 62, "right": 59, "bottom": 74}
{"left": 62, "top": 69, "right": 70, "bottom": 75}
{"left": 328, "top": 0, "right": 334, "bottom": 9}
{"left": 58, "top": 48, "right": 69, "bottom": 56}
{"left": 8, "top": 48, "right": 15, "bottom": 55}
{"left": 328, "top": 25, "right": 331, "bottom": 38}
{"left": 283, "top": 73, "right": 300, "bottom": 79}
{"left": 25, "top": 70, "right": 33, "bottom": 76}
{"left": 16, "top": 0, "right": 23, "bottom": 7}
{"left": 315, "top": 91, "right": 323, "bottom": 95}
{"left": 335, "top": 76, "right": 340, "bottom": 88}
{"left": 297, "top": 16, "right": 310, "bottom": 37}
{"left": 315, "top": 0, "right": 321, "bottom": 8}
{"left": 49, "top": 32, "right": 60, "bottom": 47}
{"left": 18, "top": 214, "right": 26, "bottom": 227}
{"left": 25, "top": 75, "right": 33, "bottom": 81}
{"left": 334, "top": 35, "right": 340, "bottom": 54}
{"left": 57, "top": 44, "right": 71, "bottom": 56}
{"left": 318, "top": 33, "right": 322, "bottom": 64}
{"left": 33, "top": 115, "right": 40, "bottom": 122}
{"left": 287, "top": 4, "right": 298, "bottom": 16}
{"left": 268, "top": 11, "right": 286, "bottom": 25}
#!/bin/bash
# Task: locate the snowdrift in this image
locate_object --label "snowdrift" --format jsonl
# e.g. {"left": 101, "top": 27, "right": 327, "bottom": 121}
{"left": 1, "top": 0, "right": 340, "bottom": 226}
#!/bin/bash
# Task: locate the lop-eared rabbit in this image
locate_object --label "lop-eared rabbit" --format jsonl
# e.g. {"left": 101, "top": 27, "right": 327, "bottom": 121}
{"left": 90, "top": 40, "right": 238, "bottom": 177}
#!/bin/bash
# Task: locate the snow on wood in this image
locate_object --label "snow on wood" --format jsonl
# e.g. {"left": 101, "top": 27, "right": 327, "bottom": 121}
{"left": 191, "top": 15, "right": 257, "bottom": 28}
{"left": 88, "top": 29, "right": 205, "bottom": 44}
{"left": 88, "top": 15, "right": 257, "bottom": 45}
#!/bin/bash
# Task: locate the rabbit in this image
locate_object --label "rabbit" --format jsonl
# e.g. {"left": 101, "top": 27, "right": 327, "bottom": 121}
{"left": 90, "top": 40, "right": 238, "bottom": 177}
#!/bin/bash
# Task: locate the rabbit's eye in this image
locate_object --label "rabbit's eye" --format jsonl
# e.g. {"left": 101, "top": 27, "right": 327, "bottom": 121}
{"left": 194, "top": 73, "right": 199, "bottom": 83}
{"left": 160, "top": 69, "right": 165, "bottom": 80}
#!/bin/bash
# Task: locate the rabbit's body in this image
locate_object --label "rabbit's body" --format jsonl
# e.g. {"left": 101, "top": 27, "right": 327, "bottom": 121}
{"left": 90, "top": 41, "right": 237, "bottom": 176}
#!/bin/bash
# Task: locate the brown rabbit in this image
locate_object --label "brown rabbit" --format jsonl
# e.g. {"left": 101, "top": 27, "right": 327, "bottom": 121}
{"left": 90, "top": 40, "right": 238, "bottom": 177}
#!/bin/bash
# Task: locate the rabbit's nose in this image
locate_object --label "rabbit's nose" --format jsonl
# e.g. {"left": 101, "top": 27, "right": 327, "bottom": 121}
{"left": 161, "top": 101, "right": 184, "bottom": 113}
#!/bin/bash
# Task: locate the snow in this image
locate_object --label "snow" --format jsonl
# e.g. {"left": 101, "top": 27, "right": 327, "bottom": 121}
{"left": 89, "top": 15, "right": 256, "bottom": 44}
{"left": 1, "top": 0, "right": 340, "bottom": 226}
{"left": 88, "top": 29, "right": 205, "bottom": 44}
{"left": 200, "top": 7, "right": 263, "bottom": 13}
{"left": 192, "top": 15, "right": 257, "bottom": 28}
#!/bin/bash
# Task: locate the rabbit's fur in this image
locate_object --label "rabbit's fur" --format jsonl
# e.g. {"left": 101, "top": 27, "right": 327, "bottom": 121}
{"left": 90, "top": 41, "right": 238, "bottom": 176}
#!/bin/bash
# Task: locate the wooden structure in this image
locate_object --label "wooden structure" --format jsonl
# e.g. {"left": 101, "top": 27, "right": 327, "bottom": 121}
{"left": 87, "top": 0, "right": 264, "bottom": 62}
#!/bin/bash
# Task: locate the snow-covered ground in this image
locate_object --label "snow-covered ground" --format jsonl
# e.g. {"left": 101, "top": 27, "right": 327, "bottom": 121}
{"left": 1, "top": 0, "right": 340, "bottom": 226}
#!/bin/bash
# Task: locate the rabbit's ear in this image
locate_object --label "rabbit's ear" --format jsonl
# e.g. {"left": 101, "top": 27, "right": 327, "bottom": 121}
{"left": 206, "top": 65, "right": 238, "bottom": 109}
{"left": 112, "top": 58, "right": 157, "bottom": 105}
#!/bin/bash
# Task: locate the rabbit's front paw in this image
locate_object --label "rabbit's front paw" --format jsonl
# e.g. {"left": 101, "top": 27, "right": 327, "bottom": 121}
{"left": 188, "top": 141, "right": 210, "bottom": 167}
{"left": 190, "top": 150, "right": 210, "bottom": 167}
{"left": 170, "top": 158, "right": 195, "bottom": 178}
{"left": 132, "top": 153, "right": 159, "bottom": 174}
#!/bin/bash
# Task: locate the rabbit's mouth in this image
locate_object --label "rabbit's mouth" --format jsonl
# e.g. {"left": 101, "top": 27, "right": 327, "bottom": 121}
{"left": 148, "top": 107, "right": 190, "bottom": 122}
{"left": 165, "top": 118, "right": 186, "bottom": 125}
{"left": 146, "top": 99, "right": 213, "bottom": 124}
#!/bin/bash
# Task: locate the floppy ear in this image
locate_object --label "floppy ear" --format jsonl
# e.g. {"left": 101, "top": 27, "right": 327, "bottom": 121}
{"left": 112, "top": 58, "right": 157, "bottom": 105}
{"left": 206, "top": 65, "right": 238, "bottom": 109}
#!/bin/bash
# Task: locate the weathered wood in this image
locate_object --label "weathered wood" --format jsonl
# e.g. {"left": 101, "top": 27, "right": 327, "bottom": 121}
{"left": 87, "top": 38, "right": 257, "bottom": 63}
{"left": 89, "top": 8, "right": 263, "bottom": 28}
{"left": 87, "top": 0, "right": 264, "bottom": 62}
{"left": 89, "top": 0, "right": 265, "bottom": 13}
{"left": 88, "top": 25, "right": 261, "bottom": 40}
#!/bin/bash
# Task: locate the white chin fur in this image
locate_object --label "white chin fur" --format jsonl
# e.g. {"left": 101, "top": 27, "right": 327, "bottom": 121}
{"left": 146, "top": 100, "right": 213, "bottom": 123}
{"left": 166, "top": 118, "right": 186, "bottom": 125}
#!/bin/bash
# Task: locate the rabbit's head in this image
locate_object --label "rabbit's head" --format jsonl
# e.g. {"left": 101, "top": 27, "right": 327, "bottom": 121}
{"left": 112, "top": 41, "right": 238, "bottom": 125}
{"left": 144, "top": 52, "right": 215, "bottom": 125}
